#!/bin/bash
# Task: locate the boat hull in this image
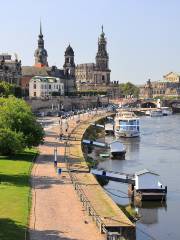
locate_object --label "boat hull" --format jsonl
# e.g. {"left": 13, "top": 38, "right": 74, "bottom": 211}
{"left": 150, "top": 112, "right": 163, "bottom": 117}
{"left": 111, "top": 151, "right": 126, "bottom": 159}
{"left": 115, "top": 130, "right": 140, "bottom": 138}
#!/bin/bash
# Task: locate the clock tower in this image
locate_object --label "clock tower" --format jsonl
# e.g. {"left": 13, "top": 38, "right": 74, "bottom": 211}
{"left": 34, "top": 22, "right": 48, "bottom": 67}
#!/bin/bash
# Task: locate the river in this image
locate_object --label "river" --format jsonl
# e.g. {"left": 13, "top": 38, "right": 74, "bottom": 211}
{"left": 91, "top": 114, "right": 180, "bottom": 240}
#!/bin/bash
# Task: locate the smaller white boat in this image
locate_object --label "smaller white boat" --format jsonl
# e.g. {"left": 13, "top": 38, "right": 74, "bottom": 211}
{"left": 149, "top": 109, "right": 163, "bottom": 117}
{"left": 105, "top": 123, "right": 114, "bottom": 134}
{"left": 145, "top": 110, "right": 151, "bottom": 116}
{"left": 110, "top": 140, "right": 126, "bottom": 159}
{"left": 161, "top": 107, "right": 173, "bottom": 116}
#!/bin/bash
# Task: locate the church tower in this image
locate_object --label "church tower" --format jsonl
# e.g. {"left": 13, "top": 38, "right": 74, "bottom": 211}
{"left": 63, "top": 44, "right": 75, "bottom": 77}
{"left": 96, "top": 26, "right": 109, "bottom": 70}
{"left": 34, "top": 22, "right": 48, "bottom": 67}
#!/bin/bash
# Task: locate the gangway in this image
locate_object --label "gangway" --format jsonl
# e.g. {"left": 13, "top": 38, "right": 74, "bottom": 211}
{"left": 90, "top": 168, "right": 135, "bottom": 184}
{"left": 82, "top": 139, "right": 108, "bottom": 148}
{"left": 90, "top": 123, "right": 105, "bottom": 128}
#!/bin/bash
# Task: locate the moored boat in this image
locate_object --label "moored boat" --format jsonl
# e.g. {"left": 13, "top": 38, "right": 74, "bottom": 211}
{"left": 110, "top": 140, "right": 126, "bottom": 159}
{"left": 105, "top": 123, "right": 114, "bottom": 134}
{"left": 161, "top": 107, "right": 173, "bottom": 116}
{"left": 128, "top": 169, "right": 167, "bottom": 203}
{"left": 114, "top": 111, "right": 140, "bottom": 138}
{"left": 149, "top": 109, "right": 163, "bottom": 117}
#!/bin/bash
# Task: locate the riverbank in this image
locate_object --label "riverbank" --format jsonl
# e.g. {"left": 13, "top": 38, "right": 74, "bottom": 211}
{"left": 0, "top": 149, "right": 37, "bottom": 240}
{"left": 67, "top": 114, "right": 135, "bottom": 238}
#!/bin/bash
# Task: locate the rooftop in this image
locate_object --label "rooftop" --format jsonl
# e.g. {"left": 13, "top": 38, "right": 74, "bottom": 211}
{"left": 135, "top": 169, "right": 159, "bottom": 176}
{"left": 30, "top": 76, "right": 61, "bottom": 83}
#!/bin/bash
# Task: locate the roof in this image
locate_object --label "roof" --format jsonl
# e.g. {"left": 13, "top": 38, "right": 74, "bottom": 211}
{"left": 65, "top": 44, "right": 74, "bottom": 56}
{"left": 22, "top": 66, "right": 49, "bottom": 76}
{"left": 135, "top": 169, "right": 159, "bottom": 176}
{"left": 30, "top": 76, "right": 61, "bottom": 83}
{"left": 76, "top": 63, "right": 95, "bottom": 69}
{"left": 163, "top": 71, "right": 180, "bottom": 77}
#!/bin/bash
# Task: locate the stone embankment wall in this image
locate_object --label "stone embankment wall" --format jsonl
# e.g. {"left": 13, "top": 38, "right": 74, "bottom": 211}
{"left": 26, "top": 96, "right": 109, "bottom": 111}
{"left": 68, "top": 113, "right": 135, "bottom": 240}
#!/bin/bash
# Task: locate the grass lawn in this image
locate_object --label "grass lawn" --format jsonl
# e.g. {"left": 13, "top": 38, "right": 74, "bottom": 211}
{"left": 0, "top": 149, "right": 37, "bottom": 240}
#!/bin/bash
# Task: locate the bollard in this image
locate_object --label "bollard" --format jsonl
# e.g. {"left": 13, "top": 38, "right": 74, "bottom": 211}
{"left": 57, "top": 168, "right": 62, "bottom": 175}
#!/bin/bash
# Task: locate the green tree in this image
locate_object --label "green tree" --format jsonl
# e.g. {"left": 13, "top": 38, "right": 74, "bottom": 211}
{"left": 0, "top": 96, "right": 44, "bottom": 148}
{"left": 0, "top": 81, "right": 14, "bottom": 97}
{"left": 0, "top": 81, "right": 22, "bottom": 98}
{"left": 119, "top": 82, "right": 139, "bottom": 97}
{"left": 0, "top": 128, "right": 24, "bottom": 155}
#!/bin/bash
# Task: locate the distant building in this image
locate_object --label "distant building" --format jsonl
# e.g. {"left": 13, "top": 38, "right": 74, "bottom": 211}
{"left": 21, "top": 23, "right": 76, "bottom": 96}
{"left": 0, "top": 53, "right": 21, "bottom": 85}
{"left": 75, "top": 26, "right": 111, "bottom": 90}
{"left": 21, "top": 66, "right": 49, "bottom": 96}
{"left": 29, "top": 76, "right": 64, "bottom": 98}
{"left": 140, "top": 72, "right": 180, "bottom": 99}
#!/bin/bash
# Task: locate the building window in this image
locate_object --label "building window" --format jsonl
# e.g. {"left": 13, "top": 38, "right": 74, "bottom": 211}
{"left": 102, "top": 75, "right": 105, "bottom": 81}
{"left": 49, "top": 85, "right": 51, "bottom": 89}
{"left": 33, "top": 84, "right": 36, "bottom": 89}
{"left": 34, "top": 92, "right": 36, "bottom": 97}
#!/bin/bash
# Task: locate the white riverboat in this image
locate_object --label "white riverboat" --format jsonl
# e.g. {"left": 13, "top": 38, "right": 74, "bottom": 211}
{"left": 114, "top": 111, "right": 140, "bottom": 138}
{"left": 149, "top": 109, "right": 163, "bottom": 117}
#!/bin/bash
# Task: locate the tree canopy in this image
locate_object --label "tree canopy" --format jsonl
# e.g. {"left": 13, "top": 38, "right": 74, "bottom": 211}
{"left": 0, "top": 97, "right": 44, "bottom": 155}
{"left": 0, "top": 81, "right": 22, "bottom": 98}
{"left": 119, "top": 82, "right": 139, "bottom": 97}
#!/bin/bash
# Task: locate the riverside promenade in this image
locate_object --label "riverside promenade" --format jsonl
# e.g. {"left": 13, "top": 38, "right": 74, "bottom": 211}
{"left": 29, "top": 111, "right": 135, "bottom": 240}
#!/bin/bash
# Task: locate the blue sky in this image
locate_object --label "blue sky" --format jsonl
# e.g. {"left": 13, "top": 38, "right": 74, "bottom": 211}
{"left": 1, "top": 0, "right": 180, "bottom": 84}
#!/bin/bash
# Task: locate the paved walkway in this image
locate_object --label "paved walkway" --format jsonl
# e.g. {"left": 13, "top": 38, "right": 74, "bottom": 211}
{"left": 29, "top": 114, "right": 105, "bottom": 240}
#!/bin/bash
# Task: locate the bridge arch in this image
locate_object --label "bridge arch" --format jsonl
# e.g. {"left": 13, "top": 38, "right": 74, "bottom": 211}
{"left": 141, "top": 101, "right": 157, "bottom": 108}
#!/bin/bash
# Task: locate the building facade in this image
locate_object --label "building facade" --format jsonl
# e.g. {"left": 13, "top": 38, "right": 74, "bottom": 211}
{"left": 75, "top": 26, "right": 111, "bottom": 90}
{"left": 0, "top": 54, "right": 21, "bottom": 85}
{"left": 140, "top": 72, "right": 180, "bottom": 99}
{"left": 29, "top": 76, "right": 64, "bottom": 98}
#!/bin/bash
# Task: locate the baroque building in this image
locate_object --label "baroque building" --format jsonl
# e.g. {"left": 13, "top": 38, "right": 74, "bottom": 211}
{"left": 75, "top": 26, "right": 111, "bottom": 90}
{"left": 0, "top": 53, "right": 22, "bottom": 85}
{"left": 21, "top": 23, "right": 76, "bottom": 96}
{"left": 29, "top": 76, "right": 64, "bottom": 98}
{"left": 140, "top": 72, "right": 180, "bottom": 99}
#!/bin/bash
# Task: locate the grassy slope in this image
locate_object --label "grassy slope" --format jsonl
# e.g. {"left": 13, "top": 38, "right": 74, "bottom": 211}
{"left": 0, "top": 149, "right": 37, "bottom": 240}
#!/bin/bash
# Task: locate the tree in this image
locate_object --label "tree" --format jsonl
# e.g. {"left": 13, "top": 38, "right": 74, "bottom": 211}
{"left": 0, "top": 128, "right": 24, "bottom": 155}
{"left": 0, "top": 96, "right": 44, "bottom": 149}
{"left": 0, "top": 81, "right": 14, "bottom": 97}
{"left": 119, "top": 82, "right": 139, "bottom": 98}
{"left": 0, "top": 81, "right": 22, "bottom": 98}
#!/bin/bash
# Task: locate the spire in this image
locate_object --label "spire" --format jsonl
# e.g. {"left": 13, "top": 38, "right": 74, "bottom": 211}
{"left": 39, "top": 20, "right": 43, "bottom": 37}
{"left": 100, "top": 25, "right": 105, "bottom": 38}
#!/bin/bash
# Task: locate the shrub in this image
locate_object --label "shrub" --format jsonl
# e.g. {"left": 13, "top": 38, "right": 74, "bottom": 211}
{"left": 0, "top": 128, "right": 24, "bottom": 155}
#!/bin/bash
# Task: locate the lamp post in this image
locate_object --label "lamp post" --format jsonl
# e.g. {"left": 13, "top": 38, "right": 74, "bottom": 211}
{"left": 59, "top": 116, "right": 63, "bottom": 140}
{"left": 54, "top": 146, "right": 57, "bottom": 167}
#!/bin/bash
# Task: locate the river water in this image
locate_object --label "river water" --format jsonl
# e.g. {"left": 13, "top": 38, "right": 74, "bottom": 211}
{"left": 92, "top": 114, "right": 180, "bottom": 240}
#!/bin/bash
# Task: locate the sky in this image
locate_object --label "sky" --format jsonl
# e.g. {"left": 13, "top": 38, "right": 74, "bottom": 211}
{"left": 1, "top": 0, "right": 180, "bottom": 84}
